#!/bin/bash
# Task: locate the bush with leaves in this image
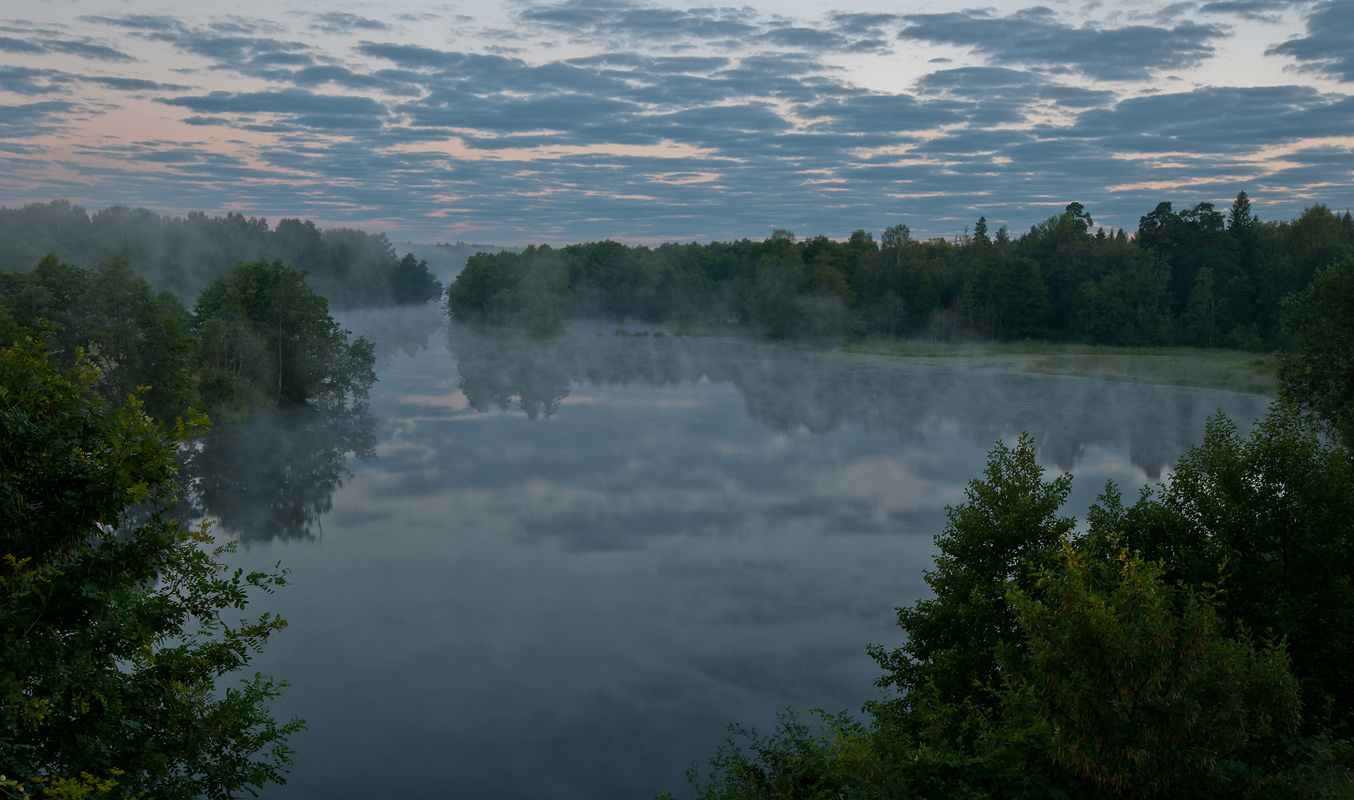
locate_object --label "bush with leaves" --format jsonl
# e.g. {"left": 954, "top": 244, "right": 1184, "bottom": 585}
{"left": 1123, "top": 407, "right": 1354, "bottom": 735}
{"left": 869, "top": 435, "right": 1074, "bottom": 724}
{"left": 991, "top": 541, "right": 1313, "bottom": 798}
{"left": 0, "top": 337, "right": 303, "bottom": 798}
{"left": 1279, "top": 254, "right": 1354, "bottom": 444}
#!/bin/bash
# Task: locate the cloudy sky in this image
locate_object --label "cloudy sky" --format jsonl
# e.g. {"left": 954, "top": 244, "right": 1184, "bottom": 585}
{"left": 3, "top": 0, "right": 1353, "bottom": 244}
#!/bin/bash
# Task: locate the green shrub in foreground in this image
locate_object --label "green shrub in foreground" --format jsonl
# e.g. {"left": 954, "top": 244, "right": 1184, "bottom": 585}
{"left": 0, "top": 337, "right": 302, "bottom": 798}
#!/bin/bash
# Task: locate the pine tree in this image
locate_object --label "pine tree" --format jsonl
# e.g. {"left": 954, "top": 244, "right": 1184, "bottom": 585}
{"left": 1228, "top": 190, "right": 1255, "bottom": 234}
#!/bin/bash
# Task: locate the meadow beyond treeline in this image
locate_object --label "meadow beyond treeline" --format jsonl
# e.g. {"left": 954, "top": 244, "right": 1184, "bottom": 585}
{"left": 448, "top": 193, "right": 1354, "bottom": 349}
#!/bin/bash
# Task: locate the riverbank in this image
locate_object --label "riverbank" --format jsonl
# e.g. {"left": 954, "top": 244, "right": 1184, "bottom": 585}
{"left": 560, "top": 321, "right": 1282, "bottom": 396}
{"left": 841, "top": 337, "right": 1279, "bottom": 395}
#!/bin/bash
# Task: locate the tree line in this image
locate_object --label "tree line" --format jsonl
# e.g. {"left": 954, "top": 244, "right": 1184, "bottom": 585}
{"left": 0, "top": 201, "right": 444, "bottom": 309}
{"left": 0, "top": 254, "right": 376, "bottom": 422}
{"left": 448, "top": 192, "right": 1354, "bottom": 348}
{"left": 668, "top": 259, "right": 1354, "bottom": 798}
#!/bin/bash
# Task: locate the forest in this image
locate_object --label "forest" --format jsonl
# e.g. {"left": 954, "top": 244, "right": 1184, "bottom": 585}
{"left": 447, "top": 192, "right": 1353, "bottom": 349}
{"left": 0, "top": 254, "right": 378, "bottom": 422}
{"left": 0, "top": 201, "right": 444, "bottom": 309}
{"left": 0, "top": 200, "right": 458, "bottom": 422}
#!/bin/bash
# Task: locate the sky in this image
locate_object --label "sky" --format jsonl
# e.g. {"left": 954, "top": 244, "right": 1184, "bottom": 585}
{"left": 2, "top": 0, "right": 1353, "bottom": 245}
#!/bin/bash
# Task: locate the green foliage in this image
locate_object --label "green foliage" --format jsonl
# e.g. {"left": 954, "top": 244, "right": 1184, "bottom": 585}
{"left": 0, "top": 254, "right": 375, "bottom": 423}
{"left": 1, "top": 769, "right": 121, "bottom": 799}
{"left": 445, "top": 246, "right": 573, "bottom": 334}
{"left": 192, "top": 259, "right": 375, "bottom": 417}
{"left": 0, "top": 255, "right": 195, "bottom": 420}
{"left": 1278, "top": 255, "right": 1354, "bottom": 444}
{"left": 682, "top": 535, "right": 1349, "bottom": 800}
{"left": 995, "top": 542, "right": 1305, "bottom": 798}
{"left": 1126, "top": 407, "right": 1354, "bottom": 733}
{"left": 0, "top": 337, "right": 302, "bottom": 799}
{"left": 870, "top": 434, "right": 1074, "bottom": 718}
{"left": 4, "top": 193, "right": 1351, "bottom": 349}
{"left": 389, "top": 253, "right": 444, "bottom": 305}
{"left": 440, "top": 192, "right": 1347, "bottom": 350}
{"left": 672, "top": 711, "right": 874, "bottom": 800}
{"left": 1182, "top": 265, "right": 1216, "bottom": 346}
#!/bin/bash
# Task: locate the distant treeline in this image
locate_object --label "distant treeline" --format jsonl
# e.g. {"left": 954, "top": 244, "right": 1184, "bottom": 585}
{"left": 447, "top": 193, "right": 1354, "bottom": 349}
{"left": 0, "top": 200, "right": 444, "bottom": 309}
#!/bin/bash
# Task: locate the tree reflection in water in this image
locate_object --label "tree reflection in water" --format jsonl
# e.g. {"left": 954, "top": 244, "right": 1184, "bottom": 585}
{"left": 447, "top": 322, "right": 1266, "bottom": 481}
{"left": 181, "top": 404, "right": 376, "bottom": 544}
{"left": 448, "top": 325, "right": 573, "bottom": 420}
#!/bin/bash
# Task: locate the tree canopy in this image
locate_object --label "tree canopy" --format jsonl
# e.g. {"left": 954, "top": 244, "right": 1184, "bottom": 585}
{"left": 193, "top": 259, "right": 376, "bottom": 418}
{"left": 0, "top": 337, "right": 302, "bottom": 799}
{"left": 0, "top": 254, "right": 376, "bottom": 423}
{"left": 0, "top": 201, "right": 443, "bottom": 310}
{"left": 445, "top": 195, "right": 1354, "bottom": 348}
{"left": 1279, "top": 255, "right": 1354, "bottom": 444}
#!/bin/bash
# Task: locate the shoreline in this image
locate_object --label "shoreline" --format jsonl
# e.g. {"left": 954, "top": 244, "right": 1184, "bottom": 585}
{"left": 841, "top": 338, "right": 1279, "bottom": 395}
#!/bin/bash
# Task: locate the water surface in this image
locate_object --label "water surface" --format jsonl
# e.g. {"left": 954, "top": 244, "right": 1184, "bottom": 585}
{"left": 208, "top": 309, "right": 1271, "bottom": 799}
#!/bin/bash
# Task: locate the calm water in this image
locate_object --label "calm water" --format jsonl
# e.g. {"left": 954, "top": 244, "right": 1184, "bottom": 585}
{"left": 203, "top": 308, "right": 1271, "bottom": 799}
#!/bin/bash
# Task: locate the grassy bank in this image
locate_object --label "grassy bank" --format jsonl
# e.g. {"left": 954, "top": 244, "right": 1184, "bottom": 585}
{"left": 661, "top": 323, "right": 1279, "bottom": 394}
{"left": 842, "top": 337, "right": 1280, "bottom": 395}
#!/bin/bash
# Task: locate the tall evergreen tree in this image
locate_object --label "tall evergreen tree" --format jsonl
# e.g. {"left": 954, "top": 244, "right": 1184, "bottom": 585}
{"left": 1228, "top": 190, "right": 1255, "bottom": 233}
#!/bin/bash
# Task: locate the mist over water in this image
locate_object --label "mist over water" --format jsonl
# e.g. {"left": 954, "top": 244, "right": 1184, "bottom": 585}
{"left": 207, "top": 310, "right": 1270, "bottom": 800}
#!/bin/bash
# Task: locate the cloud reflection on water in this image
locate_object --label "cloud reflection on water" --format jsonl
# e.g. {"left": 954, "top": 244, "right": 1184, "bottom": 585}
{"left": 215, "top": 316, "right": 1271, "bottom": 800}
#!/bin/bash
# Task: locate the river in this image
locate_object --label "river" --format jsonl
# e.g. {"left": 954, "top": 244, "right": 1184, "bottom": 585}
{"left": 205, "top": 306, "right": 1270, "bottom": 799}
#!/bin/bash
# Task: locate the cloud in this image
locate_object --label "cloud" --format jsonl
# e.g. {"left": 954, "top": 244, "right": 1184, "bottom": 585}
{"left": 83, "top": 76, "right": 191, "bottom": 92}
{"left": 0, "top": 33, "right": 135, "bottom": 62}
{"left": 759, "top": 26, "right": 850, "bottom": 50}
{"left": 153, "top": 31, "right": 311, "bottom": 64}
{"left": 0, "top": 100, "right": 78, "bottom": 139}
{"left": 357, "top": 41, "right": 466, "bottom": 68}
{"left": 796, "top": 92, "right": 961, "bottom": 134}
{"left": 158, "top": 88, "right": 389, "bottom": 133}
{"left": 1198, "top": 0, "right": 1292, "bottom": 22}
{"left": 43, "top": 39, "right": 136, "bottom": 62}
{"left": 0, "top": 65, "right": 70, "bottom": 95}
{"left": 516, "top": 0, "right": 894, "bottom": 53}
{"left": 828, "top": 12, "right": 900, "bottom": 36}
{"left": 517, "top": 0, "right": 761, "bottom": 45}
{"left": 1267, "top": 1, "right": 1354, "bottom": 81}
{"left": 79, "top": 14, "right": 185, "bottom": 33}
{"left": 514, "top": 0, "right": 758, "bottom": 50}
{"left": 311, "top": 12, "right": 391, "bottom": 34}
{"left": 285, "top": 65, "right": 425, "bottom": 96}
{"left": 1060, "top": 85, "right": 1354, "bottom": 153}
{"left": 899, "top": 7, "right": 1227, "bottom": 80}
{"left": 914, "top": 66, "right": 1116, "bottom": 125}
{"left": 0, "top": 35, "right": 46, "bottom": 55}
{"left": 6, "top": 2, "right": 1353, "bottom": 245}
